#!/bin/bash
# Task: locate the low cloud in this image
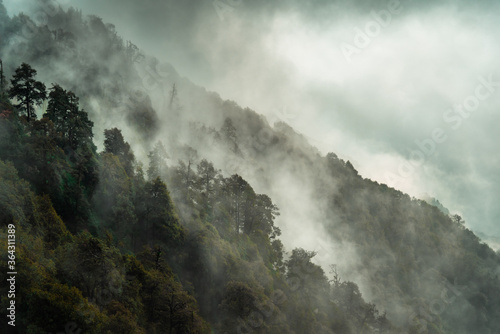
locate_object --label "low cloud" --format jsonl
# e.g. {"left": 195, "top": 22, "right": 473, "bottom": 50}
{"left": 4, "top": 0, "right": 499, "bottom": 241}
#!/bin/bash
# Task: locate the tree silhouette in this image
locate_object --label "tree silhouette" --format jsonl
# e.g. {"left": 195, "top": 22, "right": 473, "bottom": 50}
{"left": 9, "top": 63, "right": 47, "bottom": 121}
{"left": 0, "top": 59, "right": 6, "bottom": 94}
{"left": 103, "top": 128, "right": 135, "bottom": 176}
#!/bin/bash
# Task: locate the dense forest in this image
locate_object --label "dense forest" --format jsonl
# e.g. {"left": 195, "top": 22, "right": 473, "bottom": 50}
{"left": 0, "top": 63, "right": 397, "bottom": 333}
{"left": 1, "top": 1, "right": 500, "bottom": 333}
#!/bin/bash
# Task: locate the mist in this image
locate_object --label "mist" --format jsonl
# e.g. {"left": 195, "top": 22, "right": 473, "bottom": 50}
{"left": 6, "top": 0, "right": 495, "bottom": 243}
{"left": 5, "top": 0, "right": 498, "bottom": 287}
{"left": 2, "top": 0, "right": 500, "bottom": 332}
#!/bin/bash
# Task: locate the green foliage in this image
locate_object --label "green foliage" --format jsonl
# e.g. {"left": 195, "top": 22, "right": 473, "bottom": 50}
{"left": 2, "top": 8, "right": 499, "bottom": 334}
{"left": 45, "top": 83, "right": 94, "bottom": 150}
{"left": 94, "top": 152, "right": 135, "bottom": 241}
{"left": 147, "top": 141, "right": 168, "bottom": 181}
{"left": 135, "top": 177, "right": 185, "bottom": 248}
{"left": 8, "top": 63, "right": 46, "bottom": 121}
{"left": 103, "top": 128, "right": 135, "bottom": 176}
{"left": 0, "top": 77, "right": 98, "bottom": 229}
{"left": 26, "top": 282, "right": 101, "bottom": 333}
{"left": 0, "top": 159, "right": 35, "bottom": 226}
{"left": 33, "top": 194, "right": 72, "bottom": 249}
{"left": 0, "top": 93, "right": 23, "bottom": 161}
{"left": 0, "top": 58, "right": 6, "bottom": 94}
{"left": 102, "top": 300, "right": 145, "bottom": 334}
{"left": 141, "top": 268, "right": 209, "bottom": 333}
{"left": 57, "top": 231, "right": 123, "bottom": 304}
{"left": 221, "top": 117, "right": 239, "bottom": 153}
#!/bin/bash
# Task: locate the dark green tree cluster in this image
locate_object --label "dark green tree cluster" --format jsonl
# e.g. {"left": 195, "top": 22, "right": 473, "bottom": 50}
{"left": 167, "top": 156, "right": 283, "bottom": 265}
{"left": 0, "top": 7, "right": 408, "bottom": 334}
{"left": 45, "top": 83, "right": 93, "bottom": 151}
{"left": 8, "top": 63, "right": 46, "bottom": 122}
{"left": 0, "top": 64, "right": 208, "bottom": 334}
{"left": 185, "top": 96, "right": 500, "bottom": 334}
{"left": 1, "top": 65, "right": 393, "bottom": 333}
{"left": 318, "top": 152, "right": 500, "bottom": 333}
{"left": 93, "top": 128, "right": 184, "bottom": 251}
{"left": 1, "top": 63, "right": 98, "bottom": 230}
{"left": 154, "top": 146, "right": 399, "bottom": 333}
{"left": 4, "top": 5, "right": 500, "bottom": 333}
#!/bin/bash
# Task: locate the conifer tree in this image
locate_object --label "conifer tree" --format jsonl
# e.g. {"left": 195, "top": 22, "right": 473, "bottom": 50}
{"left": 9, "top": 63, "right": 46, "bottom": 121}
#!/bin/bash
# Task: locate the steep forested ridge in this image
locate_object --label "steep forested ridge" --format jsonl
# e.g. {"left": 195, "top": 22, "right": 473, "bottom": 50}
{"left": 0, "top": 2, "right": 499, "bottom": 334}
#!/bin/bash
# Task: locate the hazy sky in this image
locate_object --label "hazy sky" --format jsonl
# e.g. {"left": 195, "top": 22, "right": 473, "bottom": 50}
{"left": 5, "top": 0, "right": 500, "bottom": 239}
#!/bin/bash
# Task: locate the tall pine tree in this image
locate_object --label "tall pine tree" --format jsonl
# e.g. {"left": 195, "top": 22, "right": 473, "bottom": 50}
{"left": 9, "top": 63, "right": 46, "bottom": 121}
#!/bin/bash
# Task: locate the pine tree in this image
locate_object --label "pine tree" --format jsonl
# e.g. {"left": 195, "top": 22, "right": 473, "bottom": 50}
{"left": 45, "top": 84, "right": 69, "bottom": 134}
{"left": 45, "top": 84, "right": 94, "bottom": 150}
{"left": 103, "top": 128, "right": 135, "bottom": 176}
{"left": 66, "top": 91, "right": 93, "bottom": 150}
{"left": 147, "top": 141, "right": 168, "bottom": 181}
{"left": 0, "top": 59, "right": 6, "bottom": 94}
{"left": 8, "top": 63, "right": 47, "bottom": 121}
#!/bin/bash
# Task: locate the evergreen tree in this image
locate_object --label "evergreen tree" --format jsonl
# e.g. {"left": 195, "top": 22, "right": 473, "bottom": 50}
{"left": 223, "top": 174, "right": 254, "bottom": 234}
{"left": 103, "top": 128, "right": 135, "bottom": 176}
{"left": 0, "top": 59, "right": 6, "bottom": 94}
{"left": 136, "top": 177, "right": 184, "bottom": 248}
{"left": 66, "top": 91, "right": 93, "bottom": 150}
{"left": 45, "top": 83, "right": 93, "bottom": 150}
{"left": 8, "top": 63, "right": 47, "bottom": 121}
{"left": 45, "top": 84, "right": 69, "bottom": 135}
{"left": 196, "top": 159, "right": 219, "bottom": 217}
{"left": 147, "top": 141, "right": 168, "bottom": 181}
{"left": 220, "top": 117, "right": 239, "bottom": 153}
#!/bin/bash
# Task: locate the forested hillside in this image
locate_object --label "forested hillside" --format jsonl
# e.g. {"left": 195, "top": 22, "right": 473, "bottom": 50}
{"left": 0, "top": 64, "right": 396, "bottom": 333}
{"left": 1, "top": 1, "right": 499, "bottom": 334}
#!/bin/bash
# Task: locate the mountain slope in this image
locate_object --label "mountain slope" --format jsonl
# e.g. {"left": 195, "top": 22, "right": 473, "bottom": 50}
{"left": 1, "top": 2, "right": 500, "bottom": 333}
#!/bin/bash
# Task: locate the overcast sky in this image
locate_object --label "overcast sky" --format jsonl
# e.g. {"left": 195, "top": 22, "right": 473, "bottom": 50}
{"left": 5, "top": 0, "right": 500, "bottom": 240}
